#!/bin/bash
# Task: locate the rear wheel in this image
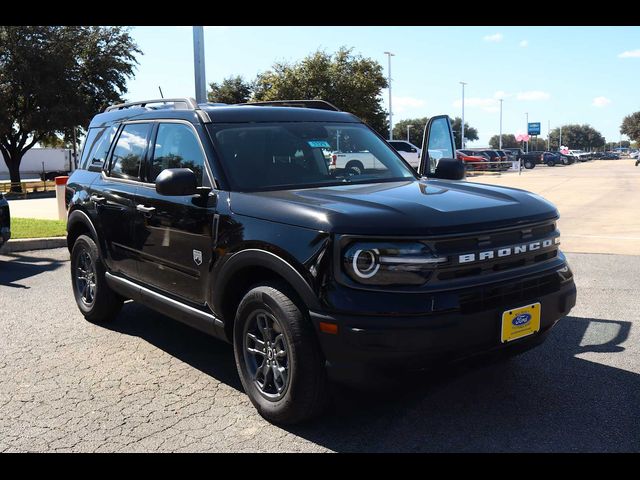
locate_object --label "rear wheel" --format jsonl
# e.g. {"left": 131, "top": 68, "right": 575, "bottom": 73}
{"left": 546, "top": 159, "right": 556, "bottom": 167}
{"left": 524, "top": 159, "right": 535, "bottom": 169}
{"left": 345, "top": 160, "right": 364, "bottom": 175}
{"left": 71, "top": 234, "right": 123, "bottom": 323}
{"left": 233, "top": 282, "right": 329, "bottom": 424}
{"left": 561, "top": 156, "right": 570, "bottom": 166}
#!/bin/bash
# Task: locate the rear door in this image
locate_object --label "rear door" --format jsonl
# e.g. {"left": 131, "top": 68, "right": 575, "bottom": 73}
{"left": 91, "top": 122, "right": 153, "bottom": 279}
{"left": 133, "top": 121, "right": 217, "bottom": 305}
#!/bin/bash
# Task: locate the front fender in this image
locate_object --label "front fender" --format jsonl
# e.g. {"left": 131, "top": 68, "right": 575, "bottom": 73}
{"left": 211, "top": 248, "right": 323, "bottom": 315}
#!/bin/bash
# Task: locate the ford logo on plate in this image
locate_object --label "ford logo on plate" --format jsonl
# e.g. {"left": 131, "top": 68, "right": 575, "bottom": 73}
{"left": 512, "top": 313, "right": 532, "bottom": 326}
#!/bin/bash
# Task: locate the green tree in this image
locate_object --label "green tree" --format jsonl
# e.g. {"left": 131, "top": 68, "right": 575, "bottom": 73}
{"left": 207, "top": 75, "right": 253, "bottom": 104}
{"left": 620, "top": 112, "right": 640, "bottom": 143}
{"left": 253, "top": 47, "right": 389, "bottom": 135}
{"left": 450, "top": 117, "right": 478, "bottom": 148}
{"left": 392, "top": 117, "right": 428, "bottom": 147}
{"left": 548, "top": 124, "right": 605, "bottom": 151}
{"left": 489, "top": 134, "right": 519, "bottom": 149}
{"left": 39, "top": 134, "right": 70, "bottom": 149}
{"left": 0, "top": 26, "right": 140, "bottom": 190}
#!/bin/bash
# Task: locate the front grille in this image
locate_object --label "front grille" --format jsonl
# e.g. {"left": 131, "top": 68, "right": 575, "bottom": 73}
{"left": 459, "top": 272, "right": 561, "bottom": 314}
{"left": 430, "top": 220, "right": 559, "bottom": 283}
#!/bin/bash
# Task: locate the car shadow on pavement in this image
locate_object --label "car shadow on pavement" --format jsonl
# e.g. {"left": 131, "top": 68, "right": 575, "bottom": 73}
{"left": 104, "top": 302, "right": 242, "bottom": 391}
{"left": 98, "top": 308, "right": 639, "bottom": 452}
{"left": 285, "top": 315, "right": 639, "bottom": 452}
{"left": 0, "top": 252, "right": 66, "bottom": 289}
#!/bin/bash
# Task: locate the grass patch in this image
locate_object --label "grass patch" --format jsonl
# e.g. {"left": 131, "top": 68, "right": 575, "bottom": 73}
{"left": 11, "top": 217, "right": 66, "bottom": 239}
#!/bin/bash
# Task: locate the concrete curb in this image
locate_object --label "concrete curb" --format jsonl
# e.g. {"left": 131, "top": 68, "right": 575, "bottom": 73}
{"left": 2, "top": 237, "right": 66, "bottom": 253}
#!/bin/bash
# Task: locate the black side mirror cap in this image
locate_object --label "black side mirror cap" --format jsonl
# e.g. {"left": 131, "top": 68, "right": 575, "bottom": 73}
{"left": 432, "top": 158, "right": 466, "bottom": 180}
{"left": 155, "top": 168, "right": 198, "bottom": 196}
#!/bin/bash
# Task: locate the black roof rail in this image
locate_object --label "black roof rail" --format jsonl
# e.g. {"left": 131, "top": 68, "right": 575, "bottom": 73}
{"left": 104, "top": 97, "right": 199, "bottom": 112}
{"left": 239, "top": 100, "right": 341, "bottom": 112}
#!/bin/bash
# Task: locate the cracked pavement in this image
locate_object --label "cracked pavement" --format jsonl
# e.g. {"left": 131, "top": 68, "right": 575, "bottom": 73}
{"left": 1, "top": 248, "right": 639, "bottom": 452}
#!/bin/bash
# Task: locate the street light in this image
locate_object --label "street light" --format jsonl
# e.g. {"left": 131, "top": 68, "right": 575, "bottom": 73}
{"left": 499, "top": 99, "right": 503, "bottom": 149}
{"left": 460, "top": 82, "right": 467, "bottom": 149}
{"left": 384, "top": 51, "right": 395, "bottom": 140}
{"left": 525, "top": 112, "right": 529, "bottom": 153}
{"left": 406, "top": 125, "right": 414, "bottom": 142}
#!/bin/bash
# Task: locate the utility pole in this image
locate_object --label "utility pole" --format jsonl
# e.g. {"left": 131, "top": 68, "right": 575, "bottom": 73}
{"left": 547, "top": 120, "right": 550, "bottom": 150}
{"left": 499, "top": 99, "right": 503, "bottom": 149}
{"left": 559, "top": 125, "right": 562, "bottom": 150}
{"left": 407, "top": 125, "right": 413, "bottom": 142}
{"left": 193, "top": 26, "right": 207, "bottom": 104}
{"left": 525, "top": 112, "right": 529, "bottom": 153}
{"left": 384, "top": 52, "right": 395, "bottom": 140}
{"left": 460, "top": 82, "right": 467, "bottom": 149}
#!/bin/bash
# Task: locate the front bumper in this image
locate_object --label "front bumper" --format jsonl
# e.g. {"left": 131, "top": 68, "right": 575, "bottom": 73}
{"left": 311, "top": 265, "right": 576, "bottom": 385}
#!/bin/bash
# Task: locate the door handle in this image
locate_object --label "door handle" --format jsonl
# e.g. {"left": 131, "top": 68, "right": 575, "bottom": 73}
{"left": 136, "top": 204, "right": 156, "bottom": 216}
{"left": 90, "top": 195, "right": 106, "bottom": 204}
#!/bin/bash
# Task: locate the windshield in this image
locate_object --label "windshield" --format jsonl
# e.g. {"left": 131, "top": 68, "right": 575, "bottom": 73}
{"left": 207, "top": 122, "right": 416, "bottom": 191}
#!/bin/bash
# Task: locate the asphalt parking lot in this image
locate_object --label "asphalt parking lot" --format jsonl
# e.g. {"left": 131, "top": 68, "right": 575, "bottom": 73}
{"left": 468, "top": 158, "right": 640, "bottom": 255}
{"left": 1, "top": 247, "right": 638, "bottom": 452}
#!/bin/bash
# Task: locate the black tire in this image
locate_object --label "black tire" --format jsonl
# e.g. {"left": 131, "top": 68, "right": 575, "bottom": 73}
{"left": 561, "top": 156, "right": 570, "bottom": 166}
{"left": 524, "top": 159, "right": 535, "bottom": 169}
{"left": 546, "top": 159, "right": 556, "bottom": 167}
{"left": 70, "top": 234, "right": 123, "bottom": 323}
{"left": 233, "top": 282, "right": 328, "bottom": 424}
{"left": 344, "top": 160, "right": 364, "bottom": 175}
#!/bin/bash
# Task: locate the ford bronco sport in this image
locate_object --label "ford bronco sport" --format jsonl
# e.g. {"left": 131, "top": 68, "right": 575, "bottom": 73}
{"left": 66, "top": 98, "right": 576, "bottom": 424}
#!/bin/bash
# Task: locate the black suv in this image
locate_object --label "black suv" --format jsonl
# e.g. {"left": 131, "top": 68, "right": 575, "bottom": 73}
{"left": 0, "top": 193, "right": 10, "bottom": 249}
{"left": 66, "top": 98, "right": 576, "bottom": 424}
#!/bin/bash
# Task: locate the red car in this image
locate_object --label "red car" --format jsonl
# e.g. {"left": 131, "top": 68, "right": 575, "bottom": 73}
{"left": 456, "top": 150, "right": 489, "bottom": 171}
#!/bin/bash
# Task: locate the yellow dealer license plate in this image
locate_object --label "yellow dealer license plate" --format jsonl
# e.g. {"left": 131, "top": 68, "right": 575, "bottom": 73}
{"left": 501, "top": 303, "right": 541, "bottom": 343}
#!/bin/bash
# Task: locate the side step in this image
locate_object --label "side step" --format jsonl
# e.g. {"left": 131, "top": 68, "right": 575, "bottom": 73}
{"left": 105, "top": 272, "right": 226, "bottom": 340}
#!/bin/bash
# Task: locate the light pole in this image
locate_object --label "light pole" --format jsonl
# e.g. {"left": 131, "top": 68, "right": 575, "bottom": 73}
{"left": 525, "top": 112, "right": 529, "bottom": 153}
{"left": 406, "top": 125, "right": 413, "bottom": 143}
{"left": 559, "top": 125, "right": 562, "bottom": 150}
{"left": 460, "top": 82, "right": 467, "bottom": 149}
{"left": 384, "top": 51, "right": 395, "bottom": 140}
{"left": 547, "top": 120, "right": 550, "bottom": 150}
{"left": 499, "top": 99, "right": 503, "bottom": 149}
{"left": 193, "top": 26, "right": 207, "bottom": 104}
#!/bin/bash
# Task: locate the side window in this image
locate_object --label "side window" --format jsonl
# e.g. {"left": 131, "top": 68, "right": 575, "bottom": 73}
{"left": 79, "top": 128, "right": 101, "bottom": 170}
{"left": 149, "top": 123, "right": 205, "bottom": 185}
{"left": 427, "top": 117, "right": 454, "bottom": 174}
{"left": 109, "top": 123, "right": 151, "bottom": 180}
{"left": 85, "top": 126, "right": 118, "bottom": 171}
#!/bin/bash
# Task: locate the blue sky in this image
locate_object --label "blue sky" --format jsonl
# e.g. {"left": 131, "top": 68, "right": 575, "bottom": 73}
{"left": 126, "top": 26, "right": 640, "bottom": 146}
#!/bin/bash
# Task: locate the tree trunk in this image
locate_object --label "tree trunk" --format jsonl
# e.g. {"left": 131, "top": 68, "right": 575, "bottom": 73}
{"left": 2, "top": 151, "right": 24, "bottom": 193}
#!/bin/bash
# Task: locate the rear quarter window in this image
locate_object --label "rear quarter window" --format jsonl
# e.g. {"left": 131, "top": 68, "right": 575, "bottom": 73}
{"left": 79, "top": 126, "right": 118, "bottom": 171}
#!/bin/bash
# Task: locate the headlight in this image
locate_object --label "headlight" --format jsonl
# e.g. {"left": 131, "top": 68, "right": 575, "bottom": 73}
{"left": 343, "top": 241, "right": 446, "bottom": 286}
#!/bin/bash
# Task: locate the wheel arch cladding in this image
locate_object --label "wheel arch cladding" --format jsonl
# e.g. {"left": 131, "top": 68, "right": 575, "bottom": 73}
{"left": 213, "top": 249, "right": 321, "bottom": 342}
{"left": 67, "top": 209, "right": 101, "bottom": 255}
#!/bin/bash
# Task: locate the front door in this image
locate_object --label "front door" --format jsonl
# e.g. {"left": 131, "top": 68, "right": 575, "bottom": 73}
{"left": 133, "top": 121, "right": 216, "bottom": 305}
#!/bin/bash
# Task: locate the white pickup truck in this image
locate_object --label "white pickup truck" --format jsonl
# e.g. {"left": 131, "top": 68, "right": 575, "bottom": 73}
{"left": 328, "top": 150, "right": 386, "bottom": 174}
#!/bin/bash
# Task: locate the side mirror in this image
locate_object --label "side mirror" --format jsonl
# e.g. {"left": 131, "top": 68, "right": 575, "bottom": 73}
{"left": 432, "top": 158, "right": 466, "bottom": 180}
{"left": 410, "top": 147, "right": 417, "bottom": 153}
{"left": 155, "top": 168, "right": 198, "bottom": 196}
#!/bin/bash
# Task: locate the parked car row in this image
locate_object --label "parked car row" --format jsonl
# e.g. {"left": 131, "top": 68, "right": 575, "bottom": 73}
{"left": 456, "top": 149, "right": 512, "bottom": 171}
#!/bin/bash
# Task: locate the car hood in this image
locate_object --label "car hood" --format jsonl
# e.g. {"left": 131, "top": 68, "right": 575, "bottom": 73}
{"left": 229, "top": 179, "right": 558, "bottom": 236}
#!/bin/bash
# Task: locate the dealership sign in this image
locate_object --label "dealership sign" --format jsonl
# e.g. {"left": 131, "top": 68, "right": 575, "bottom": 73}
{"left": 528, "top": 122, "right": 541, "bottom": 135}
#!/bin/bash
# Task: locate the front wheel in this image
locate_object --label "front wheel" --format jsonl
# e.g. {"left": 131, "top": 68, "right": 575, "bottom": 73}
{"left": 524, "top": 159, "right": 535, "bottom": 169}
{"left": 233, "top": 282, "right": 329, "bottom": 424}
{"left": 344, "top": 160, "right": 364, "bottom": 175}
{"left": 71, "top": 234, "right": 123, "bottom": 323}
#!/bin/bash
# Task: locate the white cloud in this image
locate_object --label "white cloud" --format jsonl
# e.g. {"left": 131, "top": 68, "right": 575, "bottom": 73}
{"left": 519, "top": 40, "right": 528, "bottom": 47}
{"left": 483, "top": 33, "right": 503, "bottom": 43}
{"left": 618, "top": 49, "right": 640, "bottom": 58}
{"left": 592, "top": 96, "right": 612, "bottom": 107}
{"left": 392, "top": 96, "right": 426, "bottom": 113}
{"left": 516, "top": 90, "right": 551, "bottom": 101}
{"left": 453, "top": 96, "right": 500, "bottom": 113}
{"left": 493, "top": 90, "right": 512, "bottom": 99}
